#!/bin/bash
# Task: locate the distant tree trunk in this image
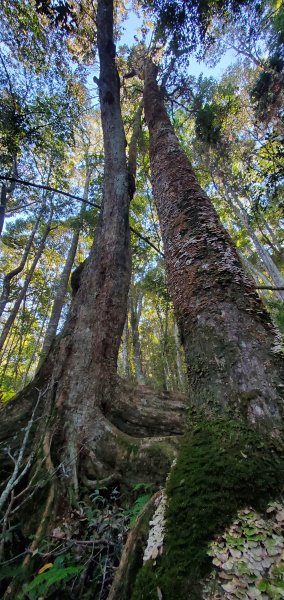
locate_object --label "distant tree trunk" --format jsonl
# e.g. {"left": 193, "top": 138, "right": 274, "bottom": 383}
{"left": 0, "top": 184, "right": 7, "bottom": 237}
{"left": 39, "top": 169, "right": 90, "bottom": 364}
{"left": 0, "top": 196, "right": 47, "bottom": 318}
{"left": 130, "top": 288, "right": 146, "bottom": 385}
{"left": 0, "top": 212, "right": 53, "bottom": 353}
{"left": 0, "top": 330, "right": 17, "bottom": 385}
{"left": 220, "top": 180, "right": 284, "bottom": 300}
{"left": 257, "top": 212, "right": 283, "bottom": 257}
{"left": 122, "top": 315, "right": 131, "bottom": 379}
{"left": 0, "top": 155, "right": 17, "bottom": 237}
{"left": 155, "top": 301, "right": 170, "bottom": 391}
{"left": 23, "top": 313, "right": 49, "bottom": 386}
{"left": 143, "top": 60, "right": 283, "bottom": 427}
{"left": 238, "top": 251, "right": 274, "bottom": 289}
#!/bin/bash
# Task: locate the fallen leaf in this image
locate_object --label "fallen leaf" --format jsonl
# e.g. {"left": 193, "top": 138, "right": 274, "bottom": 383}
{"left": 38, "top": 563, "right": 53, "bottom": 574}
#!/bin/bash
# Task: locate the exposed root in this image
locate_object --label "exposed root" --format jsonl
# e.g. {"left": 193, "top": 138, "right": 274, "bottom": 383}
{"left": 81, "top": 472, "right": 122, "bottom": 490}
{"left": 109, "top": 378, "right": 187, "bottom": 437}
{"left": 82, "top": 415, "right": 182, "bottom": 488}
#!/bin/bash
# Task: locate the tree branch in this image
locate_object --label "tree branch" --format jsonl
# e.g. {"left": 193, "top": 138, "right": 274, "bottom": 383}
{"left": 0, "top": 176, "right": 101, "bottom": 210}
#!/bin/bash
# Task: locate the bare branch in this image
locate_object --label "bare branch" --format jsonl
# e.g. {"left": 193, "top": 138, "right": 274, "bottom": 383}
{"left": 0, "top": 386, "right": 49, "bottom": 512}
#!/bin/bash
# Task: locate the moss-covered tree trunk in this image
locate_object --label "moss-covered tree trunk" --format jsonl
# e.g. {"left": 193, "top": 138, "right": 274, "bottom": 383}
{"left": 143, "top": 60, "right": 284, "bottom": 429}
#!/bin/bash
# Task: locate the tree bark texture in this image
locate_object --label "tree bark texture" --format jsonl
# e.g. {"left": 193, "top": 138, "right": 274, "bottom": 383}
{"left": 143, "top": 61, "right": 284, "bottom": 429}
{"left": 31, "top": 0, "right": 134, "bottom": 493}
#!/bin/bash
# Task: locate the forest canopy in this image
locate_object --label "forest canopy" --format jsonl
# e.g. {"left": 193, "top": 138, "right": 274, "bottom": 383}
{"left": 0, "top": 0, "right": 283, "bottom": 598}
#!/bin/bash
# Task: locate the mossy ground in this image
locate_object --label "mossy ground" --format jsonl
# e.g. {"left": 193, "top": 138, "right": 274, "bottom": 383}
{"left": 131, "top": 415, "right": 284, "bottom": 600}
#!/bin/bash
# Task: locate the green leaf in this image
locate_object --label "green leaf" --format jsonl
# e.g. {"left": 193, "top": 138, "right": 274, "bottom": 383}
{"left": 18, "top": 566, "right": 83, "bottom": 600}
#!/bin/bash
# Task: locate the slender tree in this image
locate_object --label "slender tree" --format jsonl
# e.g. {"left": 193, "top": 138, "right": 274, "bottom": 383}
{"left": 38, "top": 167, "right": 90, "bottom": 363}
{"left": 130, "top": 286, "right": 146, "bottom": 385}
{"left": 0, "top": 210, "right": 53, "bottom": 353}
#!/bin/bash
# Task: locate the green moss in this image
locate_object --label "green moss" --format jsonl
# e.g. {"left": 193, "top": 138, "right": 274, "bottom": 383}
{"left": 132, "top": 415, "right": 284, "bottom": 600}
{"left": 131, "top": 561, "right": 159, "bottom": 599}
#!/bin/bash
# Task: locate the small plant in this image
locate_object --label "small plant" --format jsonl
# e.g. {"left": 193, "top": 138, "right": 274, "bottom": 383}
{"left": 18, "top": 565, "right": 83, "bottom": 600}
{"left": 129, "top": 483, "right": 154, "bottom": 527}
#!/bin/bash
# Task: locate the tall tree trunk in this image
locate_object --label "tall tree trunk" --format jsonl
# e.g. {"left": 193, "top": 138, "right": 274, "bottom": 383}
{"left": 143, "top": 61, "right": 283, "bottom": 428}
{"left": 0, "top": 0, "right": 133, "bottom": 501}
{"left": 38, "top": 170, "right": 90, "bottom": 364}
{"left": 0, "top": 19, "right": 182, "bottom": 583}
{"left": 0, "top": 184, "right": 7, "bottom": 237}
{"left": 118, "top": 61, "right": 284, "bottom": 600}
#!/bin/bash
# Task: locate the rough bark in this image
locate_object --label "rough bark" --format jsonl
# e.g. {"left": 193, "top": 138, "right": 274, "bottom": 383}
{"left": 0, "top": 0, "right": 133, "bottom": 515}
{"left": 143, "top": 61, "right": 284, "bottom": 429}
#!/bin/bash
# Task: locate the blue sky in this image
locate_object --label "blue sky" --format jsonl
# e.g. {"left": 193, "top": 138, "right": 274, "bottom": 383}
{"left": 119, "top": 9, "right": 238, "bottom": 80}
